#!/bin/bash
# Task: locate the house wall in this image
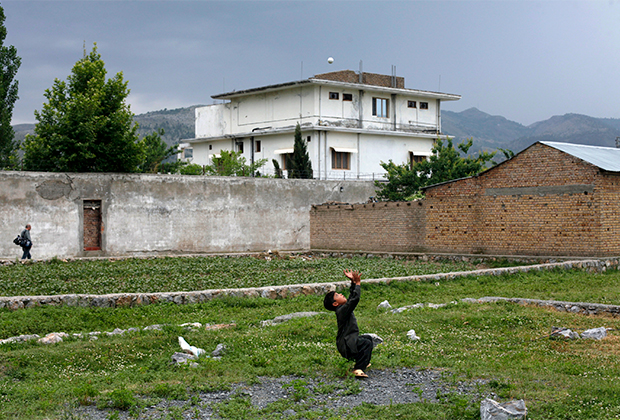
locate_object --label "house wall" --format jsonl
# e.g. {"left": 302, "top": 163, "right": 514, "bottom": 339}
{"left": 0, "top": 171, "right": 376, "bottom": 260}
{"left": 599, "top": 172, "right": 620, "bottom": 255}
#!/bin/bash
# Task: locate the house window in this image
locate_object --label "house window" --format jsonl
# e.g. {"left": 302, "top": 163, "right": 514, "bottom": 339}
{"left": 372, "top": 97, "right": 389, "bottom": 118}
{"left": 282, "top": 153, "right": 294, "bottom": 170}
{"left": 343, "top": 93, "right": 353, "bottom": 101}
{"left": 306, "top": 136, "right": 311, "bottom": 142}
{"left": 329, "top": 92, "right": 339, "bottom": 100}
{"left": 236, "top": 141, "right": 244, "bottom": 153}
{"left": 255, "top": 140, "right": 261, "bottom": 153}
{"left": 420, "top": 102, "right": 429, "bottom": 109}
{"left": 408, "top": 101, "right": 417, "bottom": 108}
{"left": 410, "top": 153, "right": 427, "bottom": 168}
{"left": 183, "top": 148, "right": 193, "bottom": 159}
{"left": 332, "top": 149, "right": 350, "bottom": 170}
{"left": 209, "top": 144, "right": 213, "bottom": 150}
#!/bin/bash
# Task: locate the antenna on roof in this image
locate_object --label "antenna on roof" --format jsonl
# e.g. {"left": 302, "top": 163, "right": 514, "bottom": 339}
{"left": 391, "top": 65, "right": 396, "bottom": 88}
{"left": 301, "top": 61, "right": 303, "bottom": 79}
{"left": 359, "top": 60, "right": 363, "bottom": 83}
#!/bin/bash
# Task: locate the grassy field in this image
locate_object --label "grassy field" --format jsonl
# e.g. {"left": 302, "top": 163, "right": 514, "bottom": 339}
{"left": 0, "top": 254, "right": 507, "bottom": 297}
{"left": 1, "top": 256, "right": 620, "bottom": 419}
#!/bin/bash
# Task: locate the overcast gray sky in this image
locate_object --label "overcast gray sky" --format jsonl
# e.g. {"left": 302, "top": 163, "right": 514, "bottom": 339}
{"left": 3, "top": 0, "right": 620, "bottom": 126}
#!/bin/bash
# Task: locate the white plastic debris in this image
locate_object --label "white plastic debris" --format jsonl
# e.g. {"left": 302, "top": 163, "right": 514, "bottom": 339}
{"left": 581, "top": 327, "right": 607, "bottom": 340}
{"left": 377, "top": 300, "right": 392, "bottom": 310}
{"left": 178, "top": 336, "right": 205, "bottom": 357}
{"left": 406, "top": 329, "right": 420, "bottom": 341}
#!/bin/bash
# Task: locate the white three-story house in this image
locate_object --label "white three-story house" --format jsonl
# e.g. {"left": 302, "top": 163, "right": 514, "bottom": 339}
{"left": 183, "top": 70, "right": 460, "bottom": 180}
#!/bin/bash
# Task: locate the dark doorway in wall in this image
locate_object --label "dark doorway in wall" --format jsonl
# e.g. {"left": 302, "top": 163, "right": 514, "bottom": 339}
{"left": 83, "top": 200, "right": 102, "bottom": 251}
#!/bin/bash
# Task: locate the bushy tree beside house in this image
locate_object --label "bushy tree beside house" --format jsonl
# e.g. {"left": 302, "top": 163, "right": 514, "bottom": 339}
{"left": 376, "top": 138, "right": 495, "bottom": 201}
{"left": 137, "top": 129, "right": 181, "bottom": 173}
{"left": 287, "top": 123, "right": 313, "bottom": 179}
{"left": 0, "top": 5, "right": 21, "bottom": 170}
{"left": 22, "top": 44, "right": 143, "bottom": 172}
{"left": 204, "top": 150, "right": 267, "bottom": 177}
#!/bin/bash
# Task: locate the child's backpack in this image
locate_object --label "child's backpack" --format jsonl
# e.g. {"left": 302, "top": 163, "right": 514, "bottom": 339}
{"left": 13, "top": 235, "right": 21, "bottom": 246}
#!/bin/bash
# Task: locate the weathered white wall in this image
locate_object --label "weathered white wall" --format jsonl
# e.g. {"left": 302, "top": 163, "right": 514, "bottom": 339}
{"left": 0, "top": 171, "right": 376, "bottom": 260}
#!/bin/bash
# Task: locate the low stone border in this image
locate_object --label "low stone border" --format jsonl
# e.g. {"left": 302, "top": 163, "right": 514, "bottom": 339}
{"left": 463, "top": 297, "right": 620, "bottom": 317}
{"left": 1, "top": 258, "right": 618, "bottom": 311}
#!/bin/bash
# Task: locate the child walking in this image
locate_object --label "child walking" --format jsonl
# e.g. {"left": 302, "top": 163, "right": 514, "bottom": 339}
{"left": 323, "top": 269, "right": 373, "bottom": 378}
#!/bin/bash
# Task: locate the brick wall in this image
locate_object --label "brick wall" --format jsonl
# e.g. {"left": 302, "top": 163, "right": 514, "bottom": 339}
{"left": 312, "top": 70, "right": 405, "bottom": 89}
{"left": 310, "top": 201, "right": 426, "bottom": 252}
{"left": 310, "top": 143, "right": 620, "bottom": 257}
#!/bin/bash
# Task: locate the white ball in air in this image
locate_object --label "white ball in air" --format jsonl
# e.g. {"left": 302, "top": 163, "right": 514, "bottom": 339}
{"left": 327, "top": 57, "right": 334, "bottom": 64}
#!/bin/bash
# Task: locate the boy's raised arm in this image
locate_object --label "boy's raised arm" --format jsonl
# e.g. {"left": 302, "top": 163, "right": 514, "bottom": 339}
{"left": 343, "top": 269, "right": 361, "bottom": 285}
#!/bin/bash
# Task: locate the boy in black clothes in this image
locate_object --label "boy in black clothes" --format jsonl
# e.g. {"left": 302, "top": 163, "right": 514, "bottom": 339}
{"left": 323, "top": 269, "right": 373, "bottom": 378}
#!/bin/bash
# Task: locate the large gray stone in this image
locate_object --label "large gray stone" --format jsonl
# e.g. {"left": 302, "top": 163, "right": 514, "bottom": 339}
{"left": 480, "top": 398, "right": 527, "bottom": 420}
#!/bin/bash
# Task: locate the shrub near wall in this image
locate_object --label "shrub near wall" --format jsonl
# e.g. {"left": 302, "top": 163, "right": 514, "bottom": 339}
{"left": 310, "top": 201, "right": 426, "bottom": 252}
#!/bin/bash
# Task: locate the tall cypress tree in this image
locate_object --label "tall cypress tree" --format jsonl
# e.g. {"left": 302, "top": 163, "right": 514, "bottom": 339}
{"left": 289, "top": 123, "right": 313, "bottom": 179}
{"left": 0, "top": 5, "right": 21, "bottom": 169}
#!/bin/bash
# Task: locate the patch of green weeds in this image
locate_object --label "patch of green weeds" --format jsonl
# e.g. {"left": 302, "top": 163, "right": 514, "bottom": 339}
{"left": 214, "top": 394, "right": 259, "bottom": 419}
{"left": 149, "top": 383, "right": 188, "bottom": 400}
{"left": 97, "top": 387, "right": 137, "bottom": 411}
{"left": 282, "top": 378, "right": 309, "bottom": 401}
{"left": 73, "top": 383, "right": 99, "bottom": 406}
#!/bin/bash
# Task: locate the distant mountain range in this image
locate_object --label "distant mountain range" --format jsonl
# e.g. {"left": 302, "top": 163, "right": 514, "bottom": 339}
{"left": 12, "top": 105, "right": 202, "bottom": 148}
{"left": 442, "top": 107, "right": 620, "bottom": 154}
{"left": 13, "top": 106, "right": 620, "bottom": 156}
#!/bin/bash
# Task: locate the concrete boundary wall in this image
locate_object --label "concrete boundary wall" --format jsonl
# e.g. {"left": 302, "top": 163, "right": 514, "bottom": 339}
{"left": 2, "top": 258, "right": 618, "bottom": 312}
{"left": 0, "top": 171, "right": 376, "bottom": 259}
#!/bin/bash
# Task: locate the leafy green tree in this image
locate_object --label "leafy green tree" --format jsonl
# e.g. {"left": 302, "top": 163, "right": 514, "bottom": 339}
{"left": 22, "top": 44, "right": 141, "bottom": 172}
{"left": 179, "top": 163, "right": 204, "bottom": 175}
{"left": 137, "top": 129, "right": 179, "bottom": 173}
{"left": 0, "top": 6, "right": 21, "bottom": 169}
{"left": 287, "top": 123, "right": 313, "bottom": 178}
{"left": 376, "top": 138, "right": 496, "bottom": 201}
{"left": 204, "top": 150, "right": 267, "bottom": 177}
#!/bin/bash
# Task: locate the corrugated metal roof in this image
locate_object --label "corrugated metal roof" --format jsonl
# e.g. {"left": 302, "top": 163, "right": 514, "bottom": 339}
{"left": 542, "top": 141, "right": 620, "bottom": 172}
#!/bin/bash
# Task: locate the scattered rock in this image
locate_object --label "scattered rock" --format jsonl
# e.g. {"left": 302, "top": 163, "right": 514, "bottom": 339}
{"left": 143, "top": 324, "right": 166, "bottom": 331}
{"left": 38, "top": 332, "right": 68, "bottom": 344}
{"left": 212, "top": 343, "right": 227, "bottom": 358}
{"left": 0, "top": 334, "right": 40, "bottom": 345}
{"left": 480, "top": 398, "right": 527, "bottom": 420}
{"left": 550, "top": 327, "right": 580, "bottom": 340}
{"left": 105, "top": 328, "right": 126, "bottom": 336}
{"left": 171, "top": 352, "right": 198, "bottom": 367}
{"left": 204, "top": 323, "right": 236, "bottom": 331}
{"left": 180, "top": 322, "right": 202, "bottom": 330}
{"left": 261, "top": 311, "right": 319, "bottom": 327}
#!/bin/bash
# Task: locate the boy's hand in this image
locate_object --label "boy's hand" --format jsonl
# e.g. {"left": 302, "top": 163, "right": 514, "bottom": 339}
{"left": 343, "top": 269, "right": 361, "bottom": 285}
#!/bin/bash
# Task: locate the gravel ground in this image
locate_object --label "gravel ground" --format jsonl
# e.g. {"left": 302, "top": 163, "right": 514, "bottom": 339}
{"left": 71, "top": 367, "right": 491, "bottom": 419}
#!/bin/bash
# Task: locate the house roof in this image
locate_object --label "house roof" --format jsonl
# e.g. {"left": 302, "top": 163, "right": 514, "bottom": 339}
{"left": 541, "top": 141, "right": 620, "bottom": 172}
{"left": 211, "top": 70, "right": 460, "bottom": 101}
